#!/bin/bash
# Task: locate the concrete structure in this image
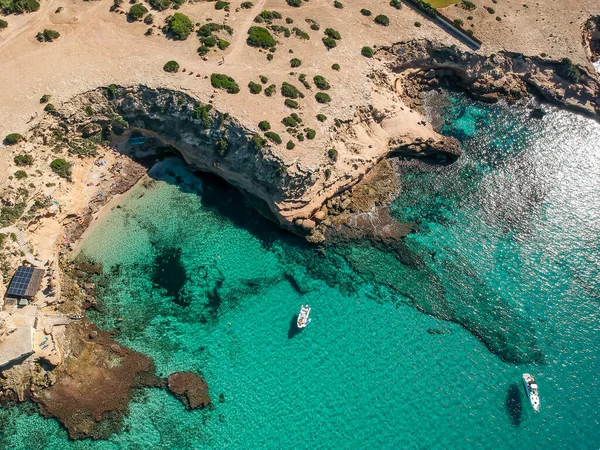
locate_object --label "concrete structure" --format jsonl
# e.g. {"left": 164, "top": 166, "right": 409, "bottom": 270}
{"left": 0, "top": 326, "right": 35, "bottom": 371}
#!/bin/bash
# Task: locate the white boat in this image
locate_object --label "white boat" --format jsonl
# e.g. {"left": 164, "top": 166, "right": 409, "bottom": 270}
{"left": 522, "top": 373, "right": 540, "bottom": 412}
{"left": 296, "top": 305, "right": 311, "bottom": 328}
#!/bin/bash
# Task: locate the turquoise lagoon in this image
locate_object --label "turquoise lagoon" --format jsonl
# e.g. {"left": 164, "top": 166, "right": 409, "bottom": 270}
{"left": 1, "top": 93, "right": 599, "bottom": 449}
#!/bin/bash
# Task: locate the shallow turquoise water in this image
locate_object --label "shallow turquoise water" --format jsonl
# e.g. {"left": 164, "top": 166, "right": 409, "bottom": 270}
{"left": 1, "top": 93, "right": 599, "bottom": 449}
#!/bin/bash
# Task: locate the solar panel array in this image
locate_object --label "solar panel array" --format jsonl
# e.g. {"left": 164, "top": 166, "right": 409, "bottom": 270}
{"left": 7, "top": 266, "right": 36, "bottom": 297}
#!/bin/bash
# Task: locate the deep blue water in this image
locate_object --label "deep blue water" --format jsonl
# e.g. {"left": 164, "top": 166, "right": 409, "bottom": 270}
{"left": 1, "top": 92, "right": 599, "bottom": 449}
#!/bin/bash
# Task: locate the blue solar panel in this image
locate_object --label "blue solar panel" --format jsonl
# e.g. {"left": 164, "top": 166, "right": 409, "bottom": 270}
{"left": 7, "top": 266, "right": 35, "bottom": 297}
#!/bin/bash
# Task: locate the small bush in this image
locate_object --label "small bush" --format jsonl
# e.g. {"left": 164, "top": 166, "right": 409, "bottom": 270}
{"left": 149, "top": 0, "right": 171, "bottom": 10}
{"left": 284, "top": 99, "right": 298, "bottom": 108}
{"left": 163, "top": 60, "right": 180, "bottom": 72}
{"left": 215, "top": 1, "right": 229, "bottom": 9}
{"left": 290, "top": 58, "right": 302, "bottom": 67}
{"left": 50, "top": 158, "right": 72, "bottom": 179}
{"left": 466, "top": 29, "right": 473, "bottom": 36}
{"left": 164, "top": 12, "right": 193, "bottom": 40}
{"left": 248, "top": 81, "right": 262, "bottom": 94}
{"left": 325, "top": 168, "right": 331, "bottom": 179}
{"left": 322, "top": 37, "right": 336, "bottom": 49}
{"left": 40, "top": 94, "right": 51, "bottom": 104}
{"left": 0, "top": 19, "right": 7, "bottom": 29}
{"left": 129, "top": 3, "right": 147, "bottom": 20}
{"left": 286, "top": 140, "right": 295, "bottom": 150}
{"left": 282, "top": 116, "right": 298, "bottom": 127}
{"left": 454, "top": 18, "right": 463, "bottom": 27}
{"left": 485, "top": 6, "right": 495, "bottom": 14}
{"left": 324, "top": 28, "right": 341, "bottom": 40}
{"left": 315, "top": 92, "right": 331, "bottom": 103}
{"left": 14, "top": 154, "right": 33, "bottom": 166}
{"left": 298, "top": 74, "right": 310, "bottom": 89}
{"left": 360, "top": 9, "right": 371, "bottom": 16}
{"left": 286, "top": 0, "right": 301, "bottom": 6}
{"left": 559, "top": 58, "right": 581, "bottom": 83}
{"left": 414, "top": 21, "right": 422, "bottom": 27}
{"left": 327, "top": 148, "right": 338, "bottom": 161}
{"left": 258, "top": 120, "right": 271, "bottom": 131}
{"left": 197, "top": 45, "right": 209, "bottom": 56}
{"left": 374, "top": 14, "right": 389, "bottom": 26}
{"left": 305, "top": 128, "right": 316, "bottom": 139}
{"left": 332, "top": 63, "right": 340, "bottom": 71}
{"left": 44, "top": 103, "right": 56, "bottom": 113}
{"left": 4, "top": 133, "right": 23, "bottom": 145}
{"left": 286, "top": 17, "right": 293, "bottom": 24}
{"left": 461, "top": 0, "right": 476, "bottom": 10}
{"left": 215, "top": 139, "right": 228, "bottom": 156}
{"left": 241, "top": 1, "right": 253, "bottom": 8}
{"left": 281, "top": 82, "right": 300, "bottom": 98}
{"left": 264, "top": 84, "right": 276, "bottom": 96}
{"left": 267, "top": 53, "right": 274, "bottom": 61}
{"left": 316, "top": 114, "right": 327, "bottom": 122}
{"left": 310, "top": 22, "right": 319, "bottom": 31}
{"left": 143, "top": 14, "right": 154, "bottom": 25}
{"left": 218, "top": 39, "right": 231, "bottom": 50}
{"left": 361, "top": 46, "right": 373, "bottom": 58}
{"left": 38, "top": 29, "right": 60, "bottom": 42}
{"left": 390, "top": 0, "right": 401, "bottom": 9}
{"left": 211, "top": 73, "right": 240, "bottom": 93}
{"left": 333, "top": 1, "right": 343, "bottom": 9}
{"left": 2, "top": 0, "right": 39, "bottom": 14}
{"left": 14, "top": 170, "right": 27, "bottom": 180}
{"left": 260, "top": 75, "right": 268, "bottom": 84}
{"left": 251, "top": 133, "right": 267, "bottom": 150}
{"left": 192, "top": 103, "right": 213, "bottom": 128}
{"left": 247, "top": 26, "right": 276, "bottom": 48}
{"left": 201, "top": 36, "right": 218, "bottom": 46}
{"left": 313, "top": 75, "right": 330, "bottom": 90}
{"left": 265, "top": 131, "right": 282, "bottom": 144}
{"left": 496, "top": 16, "right": 501, "bottom": 21}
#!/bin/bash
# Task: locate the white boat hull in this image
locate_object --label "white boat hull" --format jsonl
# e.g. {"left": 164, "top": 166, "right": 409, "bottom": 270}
{"left": 297, "top": 305, "right": 311, "bottom": 328}
{"left": 522, "top": 373, "right": 540, "bottom": 412}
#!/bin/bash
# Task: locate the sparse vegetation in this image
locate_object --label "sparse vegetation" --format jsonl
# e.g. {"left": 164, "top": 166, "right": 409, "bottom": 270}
{"left": 211, "top": 73, "right": 240, "bottom": 93}
{"left": 251, "top": 133, "right": 267, "bottom": 150}
{"left": 260, "top": 75, "right": 268, "bottom": 84}
{"left": 298, "top": 74, "right": 310, "bottom": 89}
{"left": 324, "top": 28, "right": 341, "bottom": 40}
{"left": 218, "top": 39, "right": 230, "bottom": 50}
{"left": 241, "top": 1, "right": 252, "bottom": 7}
{"left": 44, "top": 103, "right": 56, "bottom": 113}
{"left": 286, "top": 140, "right": 295, "bottom": 150}
{"left": 316, "top": 114, "right": 327, "bottom": 122}
{"left": 215, "top": 138, "right": 228, "bottom": 156}
{"left": 410, "top": 0, "right": 437, "bottom": 17}
{"left": 37, "top": 29, "right": 60, "bottom": 42}
{"left": 559, "top": 58, "right": 581, "bottom": 83}
{"left": 264, "top": 84, "right": 276, "bottom": 96}
{"left": 332, "top": 63, "right": 340, "bottom": 71}
{"left": 265, "top": 131, "right": 282, "bottom": 144}
{"left": 325, "top": 168, "right": 331, "bottom": 180}
{"left": 281, "top": 82, "right": 300, "bottom": 99}
{"left": 128, "top": 3, "right": 147, "bottom": 20}
{"left": 248, "top": 81, "right": 262, "bottom": 94}
{"left": 374, "top": 14, "right": 389, "bottom": 26}
{"left": 286, "top": 0, "right": 301, "bottom": 6}
{"left": 284, "top": 99, "right": 299, "bottom": 108}
{"left": 290, "top": 58, "right": 302, "bottom": 67}
{"left": 333, "top": 0, "right": 343, "bottom": 8}
{"left": 461, "top": 0, "right": 476, "bottom": 10}
{"left": 315, "top": 92, "right": 331, "bottom": 103}
{"left": 361, "top": 46, "right": 373, "bottom": 57}
{"left": 259, "top": 120, "right": 271, "bottom": 131}
{"left": 0, "top": 19, "right": 8, "bottom": 29}
{"left": 50, "top": 158, "right": 72, "bottom": 179}
{"left": 163, "top": 60, "right": 180, "bottom": 72}
{"left": 14, "top": 170, "right": 27, "bottom": 180}
{"left": 164, "top": 12, "right": 193, "bottom": 40}
{"left": 485, "top": 6, "right": 495, "bottom": 14}
{"left": 360, "top": 9, "right": 371, "bottom": 16}
{"left": 144, "top": 13, "right": 154, "bottom": 24}
{"left": 14, "top": 154, "right": 33, "bottom": 166}
{"left": 454, "top": 18, "right": 463, "bottom": 27}
{"left": 282, "top": 116, "right": 298, "bottom": 127}
{"left": 192, "top": 103, "right": 213, "bottom": 128}
{"left": 148, "top": 0, "right": 172, "bottom": 11}
{"left": 328, "top": 148, "right": 338, "bottom": 161}
{"left": 305, "top": 128, "right": 316, "bottom": 139}
{"left": 414, "top": 21, "right": 422, "bottom": 27}
{"left": 1, "top": 0, "right": 39, "bottom": 15}
{"left": 247, "top": 26, "right": 276, "bottom": 48}
{"left": 322, "top": 37, "right": 336, "bottom": 49}
{"left": 4, "top": 133, "right": 23, "bottom": 145}
{"left": 313, "top": 75, "right": 330, "bottom": 90}
{"left": 215, "top": 1, "right": 229, "bottom": 10}
{"left": 390, "top": 0, "right": 401, "bottom": 9}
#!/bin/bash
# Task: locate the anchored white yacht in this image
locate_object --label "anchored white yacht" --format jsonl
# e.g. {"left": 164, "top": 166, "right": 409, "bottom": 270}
{"left": 296, "top": 305, "right": 311, "bottom": 328}
{"left": 522, "top": 373, "right": 540, "bottom": 412}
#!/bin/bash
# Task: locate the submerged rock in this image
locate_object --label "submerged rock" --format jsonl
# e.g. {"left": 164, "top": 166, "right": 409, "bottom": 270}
{"left": 167, "top": 372, "right": 211, "bottom": 410}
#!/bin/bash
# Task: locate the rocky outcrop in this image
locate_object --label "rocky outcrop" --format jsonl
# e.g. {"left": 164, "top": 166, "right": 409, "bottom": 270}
{"left": 584, "top": 16, "right": 600, "bottom": 64}
{"left": 167, "top": 372, "right": 211, "bottom": 410}
{"left": 385, "top": 40, "right": 600, "bottom": 118}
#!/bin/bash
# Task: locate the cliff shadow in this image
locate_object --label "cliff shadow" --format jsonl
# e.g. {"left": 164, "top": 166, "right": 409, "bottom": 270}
{"left": 505, "top": 383, "right": 523, "bottom": 426}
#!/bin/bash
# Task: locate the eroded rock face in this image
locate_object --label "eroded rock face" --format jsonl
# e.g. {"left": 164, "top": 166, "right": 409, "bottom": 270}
{"left": 167, "top": 372, "right": 211, "bottom": 410}
{"left": 32, "top": 322, "right": 162, "bottom": 440}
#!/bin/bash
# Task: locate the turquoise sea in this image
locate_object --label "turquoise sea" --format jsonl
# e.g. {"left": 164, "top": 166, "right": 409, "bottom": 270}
{"left": 1, "top": 92, "right": 599, "bottom": 449}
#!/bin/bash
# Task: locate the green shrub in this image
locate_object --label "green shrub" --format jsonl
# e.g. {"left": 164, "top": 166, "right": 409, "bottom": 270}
{"left": 360, "top": 9, "right": 371, "bottom": 16}
{"left": 241, "top": 1, "right": 253, "bottom": 8}
{"left": 333, "top": 0, "right": 343, "bottom": 8}
{"left": 496, "top": 16, "right": 501, "bottom": 21}
{"left": 559, "top": 58, "right": 581, "bottom": 83}
{"left": 129, "top": 3, "right": 147, "bottom": 19}
{"left": 148, "top": 0, "right": 171, "bottom": 10}
{"left": 197, "top": 22, "right": 233, "bottom": 36}
{"left": 286, "top": 17, "right": 293, "bottom": 24}
{"left": 251, "top": 133, "right": 267, "bottom": 150}
{"left": 291, "top": 113, "right": 302, "bottom": 123}
{"left": 258, "top": 120, "right": 271, "bottom": 131}
{"left": 38, "top": 29, "right": 60, "bottom": 42}
{"left": 247, "top": 26, "right": 276, "bottom": 48}
{"left": 286, "top": 140, "right": 295, "bottom": 150}
{"left": 331, "top": 63, "right": 340, "bottom": 70}
{"left": 361, "top": 46, "right": 373, "bottom": 57}
{"left": 284, "top": 99, "right": 298, "bottom": 108}
{"left": 211, "top": 73, "right": 240, "bottom": 93}
{"left": 315, "top": 92, "right": 331, "bottom": 103}
{"left": 217, "top": 39, "right": 230, "bottom": 50}
{"left": 201, "top": 36, "right": 218, "bottom": 46}
{"left": 260, "top": 75, "right": 268, "bottom": 84}
{"left": 466, "top": 29, "right": 473, "bottom": 36}
{"left": 163, "top": 60, "right": 180, "bottom": 72}
{"left": 461, "top": 0, "right": 476, "bottom": 10}
{"left": 282, "top": 116, "right": 298, "bottom": 127}
{"left": 1, "top": 0, "right": 39, "bottom": 14}
{"left": 298, "top": 74, "right": 310, "bottom": 89}
{"left": 310, "top": 22, "right": 319, "bottom": 31}
{"left": 267, "top": 53, "right": 274, "bottom": 61}
{"left": 286, "top": 0, "right": 301, "bottom": 6}
{"left": 197, "top": 45, "right": 209, "bottom": 56}
{"left": 374, "top": 14, "right": 389, "bottom": 26}
{"left": 454, "top": 18, "right": 464, "bottom": 27}
{"left": 265, "top": 131, "right": 282, "bottom": 144}
{"left": 290, "top": 58, "right": 302, "bottom": 67}
{"left": 305, "top": 128, "right": 316, "bottom": 139}
{"left": 14, "top": 154, "right": 33, "bottom": 166}
{"left": 44, "top": 103, "right": 56, "bottom": 113}
{"left": 281, "top": 82, "right": 300, "bottom": 98}
{"left": 215, "top": 139, "right": 228, "bottom": 156}
{"left": 324, "top": 28, "right": 341, "bottom": 40}
{"left": 410, "top": 0, "right": 437, "bottom": 16}
{"left": 322, "top": 37, "right": 336, "bottom": 49}
{"left": 325, "top": 168, "right": 331, "bottom": 179}
{"left": 144, "top": 14, "right": 154, "bottom": 24}
{"left": 316, "top": 114, "right": 327, "bottom": 122}
{"left": 103, "top": 84, "right": 118, "bottom": 100}
{"left": 414, "top": 21, "right": 422, "bottom": 27}
{"left": 0, "top": 19, "right": 6, "bottom": 29}
{"left": 390, "top": 0, "right": 401, "bottom": 9}
{"left": 14, "top": 170, "right": 27, "bottom": 180}
{"left": 4, "top": 133, "right": 23, "bottom": 145}
{"left": 327, "top": 148, "right": 338, "bottom": 161}
{"left": 264, "top": 84, "right": 276, "bottom": 96}
{"left": 313, "top": 75, "right": 330, "bottom": 90}
{"left": 485, "top": 6, "right": 495, "bottom": 14}
{"left": 50, "top": 158, "right": 72, "bottom": 179}
{"left": 215, "top": 1, "right": 229, "bottom": 9}
{"left": 164, "top": 12, "right": 193, "bottom": 40}
{"left": 191, "top": 103, "right": 213, "bottom": 128}
{"left": 248, "top": 81, "right": 262, "bottom": 94}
